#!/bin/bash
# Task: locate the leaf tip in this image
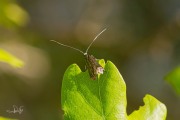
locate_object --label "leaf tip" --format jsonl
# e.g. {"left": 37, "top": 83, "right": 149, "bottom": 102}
{"left": 144, "top": 94, "right": 167, "bottom": 119}
{"left": 63, "top": 63, "right": 82, "bottom": 78}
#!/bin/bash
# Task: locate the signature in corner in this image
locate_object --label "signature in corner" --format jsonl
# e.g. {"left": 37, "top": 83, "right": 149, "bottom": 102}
{"left": 6, "top": 105, "right": 24, "bottom": 114}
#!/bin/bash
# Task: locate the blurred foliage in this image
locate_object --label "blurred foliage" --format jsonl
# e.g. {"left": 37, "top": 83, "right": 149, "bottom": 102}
{"left": 0, "top": 49, "right": 24, "bottom": 68}
{"left": 165, "top": 66, "right": 180, "bottom": 95}
{"left": 0, "top": 116, "right": 16, "bottom": 120}
{"left": 62, "top": 60, "right": 167, "bottom": 120}
{"left": 0, "top": 0, "right": 29, "bottom": 28}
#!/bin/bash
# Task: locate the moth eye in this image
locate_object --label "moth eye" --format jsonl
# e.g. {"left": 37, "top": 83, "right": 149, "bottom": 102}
{"left": 96, "top": 67, "right": 104, "bottom": 74}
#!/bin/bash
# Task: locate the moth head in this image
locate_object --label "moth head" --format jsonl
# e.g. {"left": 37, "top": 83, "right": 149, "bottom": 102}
{"left": 96, "top": 67, "right": 104, "bottom": 74}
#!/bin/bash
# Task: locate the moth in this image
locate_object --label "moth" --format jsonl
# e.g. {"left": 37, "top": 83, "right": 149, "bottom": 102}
{"left": 50, "top": 28, "right": 106, "bottom": 80}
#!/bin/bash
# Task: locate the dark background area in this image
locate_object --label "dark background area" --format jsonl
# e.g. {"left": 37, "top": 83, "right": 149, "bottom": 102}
{"left": 0, "top": 0, "right": 180, "bottom": 119}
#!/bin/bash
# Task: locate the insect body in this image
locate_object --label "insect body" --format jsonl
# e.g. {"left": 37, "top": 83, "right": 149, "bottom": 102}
{"left": 84, "top": 54, "right": 104, "bottom": 80}
{"left": 51, "top": 28, "right": 106, "bottom": 80}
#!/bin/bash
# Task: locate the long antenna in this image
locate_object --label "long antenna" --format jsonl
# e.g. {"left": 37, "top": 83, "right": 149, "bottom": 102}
{"left": 85, "top": 28, "right": 107, "bottom": 54}
{"left": 50, "top": 40, "right": 84, "bottom": 54}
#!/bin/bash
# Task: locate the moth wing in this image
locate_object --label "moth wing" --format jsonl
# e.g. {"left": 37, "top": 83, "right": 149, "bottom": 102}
{"left": 85, "top": 55, "right": 97, "bottom": 80}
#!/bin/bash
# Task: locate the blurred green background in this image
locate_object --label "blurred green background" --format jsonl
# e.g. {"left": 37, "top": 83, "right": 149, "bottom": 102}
{"left": 0, "top": 0, "right": 180, "bottom": 120}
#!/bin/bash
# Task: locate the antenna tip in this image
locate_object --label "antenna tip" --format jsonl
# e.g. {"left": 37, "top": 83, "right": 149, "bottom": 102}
{"left": 103, "top": 28, "right": 107, "bottom": 31}
{"left": 50, "top": 40, "right": 59, "bottom": 43}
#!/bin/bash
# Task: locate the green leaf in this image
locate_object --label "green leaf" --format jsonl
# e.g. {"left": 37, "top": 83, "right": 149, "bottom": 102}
{"left": 61, "top": 60, "right": 127, "bottom": 120}
{"left": 0, "top": 49, "right": 24, "bottom": 68}
{"left": 128, "top": 94, "right": 167, "bottom": 120}
{"left": 165, "top": 66, "right": 180, "bottom": 95}
{"left": 61, "top": 60, "right": 167, "bottom": 120}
